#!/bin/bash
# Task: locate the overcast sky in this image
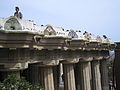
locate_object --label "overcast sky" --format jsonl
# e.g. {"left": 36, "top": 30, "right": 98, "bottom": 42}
{"left": 0, "top": 0, "right": 120, "bottom": 41}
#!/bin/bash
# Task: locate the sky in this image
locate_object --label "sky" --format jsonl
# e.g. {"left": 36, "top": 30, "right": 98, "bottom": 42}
{"left": 0, "top": 0, "right": 120, "bottom": 41}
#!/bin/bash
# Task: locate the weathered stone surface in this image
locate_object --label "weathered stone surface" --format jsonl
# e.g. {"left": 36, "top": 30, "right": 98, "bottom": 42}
{"left": 114, "top": 42, "right": 120, "bottom": 90}
{"left": 39, "top": 66, "right": 55, "bottom": 90}
{"left": 63, "top": 63, "right": 76, "bottom": 90}
{"left": 0, "top": 16, "right": 115, "bottom": 90}
{"left": 91, "top": 60, "right": 102, "bottom": 90}
{"left": 75, "top": 61, "right": 91, "bottom": 90}
{"left": 100, "top": 59, "right": 109, "bottom": 90}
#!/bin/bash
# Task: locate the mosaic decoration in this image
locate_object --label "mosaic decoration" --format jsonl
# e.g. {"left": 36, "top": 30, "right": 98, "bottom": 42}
{"left": 68, "top": 30, "right": 78, "bottom": 38}
{"left": 4, "top": 18, "right": 22, "bottom": 30}
{"left": 44, "top": 26, "right": 56, "bottom": 35}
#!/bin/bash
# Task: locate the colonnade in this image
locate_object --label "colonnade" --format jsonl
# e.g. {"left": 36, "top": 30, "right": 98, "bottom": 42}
{"left": 7, "top": 58, "right": 109, "bottom": 90}
{"left": 0, "top": 31, "right": 113, "bottom": 90}
{"left": 0, "top": 56, "right": 109, "bottom": 90}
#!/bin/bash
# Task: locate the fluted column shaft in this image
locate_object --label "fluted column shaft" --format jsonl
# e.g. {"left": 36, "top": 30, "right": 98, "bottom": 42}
{"left": 63, "top": 64, "right": 76, "bottom": 90}
{"left": 53, "top": 65, "right": 60, "bottom": 90}
{"left": 100, "top": 59, "right": 109, "bottom": 90}
{"left": 91, "top": 60, "right": 102, "bottom": 90}
{"left": 39, "top": 66, "right": 55, "bottom": 90}
{"left": 28, "top": 64, "right": 55, "bottom": 90}
{"left": 29, "top": 64, "right": 39, "bottom": 84}
{"left": 79, "top": 61, "right": 91, "bottom": 90}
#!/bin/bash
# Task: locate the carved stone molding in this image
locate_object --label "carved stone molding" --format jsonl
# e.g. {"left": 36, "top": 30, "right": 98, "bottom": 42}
{"left": 62, "top": 58, "right": 79, "bottom": 64}
{"left": 80, "top": 57, "right": 93, "bottom": 62}
{"left": 0, "top": 62, "right": 28, "bottom": 71}
{"left": 33, "top": 60, "right": 60, "bottom": 67}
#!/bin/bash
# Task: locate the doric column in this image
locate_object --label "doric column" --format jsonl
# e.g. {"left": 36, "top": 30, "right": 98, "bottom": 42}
{"left": 75, "top": 61, "right": 92, "bottom": 90}
{"left": 91, "top": 60, "right": 102, "bottom": 90}
{"left": 100, "top": 59, "right": 109, "bottom": 90}
{"left": 28, "top": 64, "right": 39, "bottom": 84}
{"left": 52, "top": 65, "right": 60, "bottom": 90}
{"left": 115, "top": 43, "right": 120, "bottom": 90}
{"left": 62, "top": 57, "right": 79, "bottom": 90}
{"left": 38, "top": 60, "right": 59, "bottom": 90}
{"left": 28, "top": 63, "right": 55, "bottom": 90}
{"left": 63, "top": 63, "right": 76, "bottom": 90}
{"left": 80, "top": 61, "right": 92, "bottom": 90}
{"left": 39, "top": 66, "right": 55, "bottom": 90}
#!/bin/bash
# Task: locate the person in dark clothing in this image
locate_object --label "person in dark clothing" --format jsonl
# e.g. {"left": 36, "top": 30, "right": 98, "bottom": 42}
{"left": 14, "top": 7, "right": 23, "bottom": 19}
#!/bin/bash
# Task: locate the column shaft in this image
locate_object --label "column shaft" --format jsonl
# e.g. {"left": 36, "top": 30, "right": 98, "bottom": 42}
{"left": 63, "top": 64, "right": 76, "bottom": 90}
{"left": 53, "top": 65, "right": 60, "bottom": 90}
{"left": 100, "top": 59, "right": 109, "bottom": 90}
{"left": 79, "top": 62, "right": 91, "bottom": 90}
{"left": 74, "top": 62, "right": 81, "bottom": 90}
{"left": 28, "top": 64, "right": 56, "bottom": 90}
{"left": 29, "top": 64, "right": 39, "bottom": 84}
{"left": 39, "top": 66, "right": 55, "bottom": 90}
{"left": 91, "top": 60, "right": 102, "bottom": 90}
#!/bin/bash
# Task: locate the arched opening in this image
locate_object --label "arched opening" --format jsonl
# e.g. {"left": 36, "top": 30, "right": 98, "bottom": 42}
{"left": 4, "top": 17, "right": 22, "bottom": 30}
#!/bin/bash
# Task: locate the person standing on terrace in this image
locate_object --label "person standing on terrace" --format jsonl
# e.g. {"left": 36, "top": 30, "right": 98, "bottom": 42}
{"left": 14, "top": 6, "right": 23, "bottom": 19}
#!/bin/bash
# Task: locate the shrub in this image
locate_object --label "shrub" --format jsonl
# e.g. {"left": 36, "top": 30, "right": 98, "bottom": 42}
{"left": 0, "top": 75, "right": 43, "bottom": 90}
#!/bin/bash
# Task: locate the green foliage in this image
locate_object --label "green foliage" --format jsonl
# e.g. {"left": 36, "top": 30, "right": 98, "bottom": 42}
{"left": 0, "top": 75, "right": 43, "bottom": 90}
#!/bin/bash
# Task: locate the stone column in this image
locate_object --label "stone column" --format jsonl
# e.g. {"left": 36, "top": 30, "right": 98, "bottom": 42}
{"left": 28, "top": 64, "right": 55, "bottom": 90}
{"left": 74, "top": 62, "right": 80, "bottom": 90}
{"left": 91, "top": 60, "right": 102, "bottom": 90}
{"left": 39, "top": 66, "right": 55, "bottom": 90}
{"left": 115, "top": 45, "right": 120, "bottom": 90}
{"left": 88, "top": 61, "right": 92, "bottom": 88}
{"left": 75, "top": 61, "right": 91, "bottom": 90}
{"left": 52, "top": 65, "right": 60, "bottom": 90}
{"left": 63, "top": 63, "right": 76, "bottom": 90}
{"left": 38, "top": 60, "right": 59, "bottom": 90}
{"left": 28, "top": 60, "right": 59, "bottom": 90}
{"left": 28, "top": 64, "right": 39, "bottom": 84}
{"left": 100, "top": 59, "right": 109, "bottom": 90}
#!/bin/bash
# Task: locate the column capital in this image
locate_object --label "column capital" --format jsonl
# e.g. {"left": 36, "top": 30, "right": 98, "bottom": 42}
{"left": 37, "top": 60, "right": 60, "bottom": 67}
{"left": 0, "top": 62, "right": 28, "bottom": 71}
{"left": 80, "top": 57, "right": 93, "bottom": 62}
{"left": 62, "top": 58, "right": 79, "bottom": 64}
{"left": 92, "top": 51, "right": 103, "bottom": 60}
{"left": 93, "top": 56, "right": 103, "bottom": 60}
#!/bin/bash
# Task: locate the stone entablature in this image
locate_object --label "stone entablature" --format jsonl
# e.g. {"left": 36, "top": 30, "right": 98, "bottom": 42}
{"left": 0, "top": 16, "right": 115, "bottom": 71}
